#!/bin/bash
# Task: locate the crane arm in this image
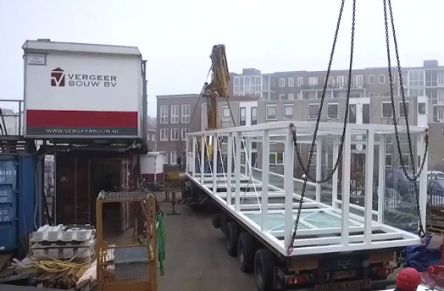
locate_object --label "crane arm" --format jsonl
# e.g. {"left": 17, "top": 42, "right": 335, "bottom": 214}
{"left": 203, "top": 44, "right": 230, "bottom": 130}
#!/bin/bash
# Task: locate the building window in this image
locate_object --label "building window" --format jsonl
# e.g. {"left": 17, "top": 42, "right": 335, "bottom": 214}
{"left": 251, "top": 107, "right": 257, "bottom": 125}
{"left": 279, "top": 78, "right": 286, "bottom": 87}
{"left": 327, "top": 103, "right": 339, "bottom": 119}
{"left": 418, "top": 102, "right": 426, "bottom": 115}
{"left": 160, "top": 105, "right": 169, "bottom": 124}
{"left": 363, "top": 104, "right": 370, "bottom": 123}
{"left": 297, "top": 77, "right": 304, "bottom": 87}
{"left": 349, "top": 104, "right": 356, "bottom": 123}
{"left": 385, "top": 153, "right": 393, "bottom": 168}
{"left": 288, "top": 77, "right": 295, "bottom": 87}
{"left": 356, "top": 75, "right": 363, "bottom": 88}
{"left": 369, "top": 75, "right": 375, "bottom": 85}
{"left": 222, "top": 106, "right": 231, "bottom": 121}
{"left": 269, "top": 152, "right": 284, "bottom": 165}
{"left": 240, "top": 107, "right": 246, "bottom": 126}
{"left": 308, "top": 77, "right": 318, "bottom": 86}
{"left": 337, "top": 76, "right": 345, "bottom": 88}
{"left": 171, "top": 104, "right": 179, "bottom": 124}
{"left": 266, "top": 105, "right": 277, "bottom": 120}
{"left": 170, "top": 151, "right": 177, "bottom": 165}
{"left": 438, "top": 72, "right": 444, "bottom": 86}
{"left": 382, "top": 102, "right": 392, "bottom": 118}
{"left": 439, "top": 90, "right": 444, "bottom": 104}
{"left": 171, "top": 128, "right": 179, "bottom": 141}
{"left": 279, "top": 94, "right": 286, "bottom": 100}
{"left": 181, "top": 104, "right": 190, "bottom": 124}
{"left": 408, "top": 70, "right": 425, "bottom": 96}
{"left": 398, "top": 101, "right": 409, "bottom": 117}
{"left": 378, "top": 75, "right": 386, "bottom": 84}
{"left": 308, "top": 103, "right": 319, "bottom": 119}
{"left": 160, "top": 129, "right": 168, "bottom": 141}
{"left": 181, "top": 128, "right": 189, "bottom": 140}
{"left": 288, "top": 93, "right": 295, "bottom": 100}
{"left": 284, "top": 104, "right": 293, "bottom": 120}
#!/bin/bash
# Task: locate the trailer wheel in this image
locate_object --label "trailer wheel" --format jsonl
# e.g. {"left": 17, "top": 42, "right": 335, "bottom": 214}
{"left": 254, "top": 249, "right": 276, "bottom": 291}
{"left": 225, "top": 221, "right": 240, "bottom": 257}
{"left": 212, "top": 214, "right": 221, "bottom": 229}
{"left": 238, "top": 232, "right": 255, "bottom": 273}
{"left": 220, "top": 214, "right": 229, "bottom": 235}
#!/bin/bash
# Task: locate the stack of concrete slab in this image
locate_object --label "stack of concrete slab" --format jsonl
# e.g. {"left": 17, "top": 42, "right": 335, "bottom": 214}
{"left": 31, "top": 224, "right": 95, "bottom": 261}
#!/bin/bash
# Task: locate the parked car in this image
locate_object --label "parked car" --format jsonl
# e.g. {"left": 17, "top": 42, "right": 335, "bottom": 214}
{"left": 427, "top": 178, "right": 444, "bottom": 206}
{"left": 385, "top": 169, "right": 416, "bottom": 203}
{"left": 386, "top": 169, "right": 444, "bottom": 208}
{"left": 428, "top": 170, "right": 444, "bottom": 180}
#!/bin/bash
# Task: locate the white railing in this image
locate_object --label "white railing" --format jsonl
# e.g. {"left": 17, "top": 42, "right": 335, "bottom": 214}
{"left": 185, "top": 121, "right": 428, "bottom": 256}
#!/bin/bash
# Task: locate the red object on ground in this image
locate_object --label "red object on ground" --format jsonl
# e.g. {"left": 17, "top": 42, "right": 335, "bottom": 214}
{"left": 428, "top": 265, "right": 444, "bottom": 287}
{"left": 442, "top": 238, "right": 444, "bottom": 265}
{"left": 396, "top": 268, "right": 421, "bottom": 291}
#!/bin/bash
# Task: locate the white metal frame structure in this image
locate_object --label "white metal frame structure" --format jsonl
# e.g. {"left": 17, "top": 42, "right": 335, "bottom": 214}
{"left": 185, "top": 121, "right": 428, "bottom": 257}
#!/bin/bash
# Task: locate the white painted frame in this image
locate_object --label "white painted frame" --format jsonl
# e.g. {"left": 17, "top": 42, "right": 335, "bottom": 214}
{"left": 185, "top": 121, "right": 427, "bottom": 257}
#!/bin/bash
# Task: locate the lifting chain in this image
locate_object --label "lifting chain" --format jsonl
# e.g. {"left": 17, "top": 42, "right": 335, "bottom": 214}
{"left": 288, "top": 0, "right": 356, "bottom": 253}
{"left": 383, "top": 0, "right": 428, "bottom": 238}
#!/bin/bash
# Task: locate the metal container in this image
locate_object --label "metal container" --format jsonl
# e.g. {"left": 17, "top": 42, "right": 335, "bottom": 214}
{"left": 114, "top": 247, "right": 149, "bottom": 280}
{"left": 22, "top": 39, "right": 147, "bottom": 140}
{"left": 0, "top": 154, "right": 38, "bottom": 253}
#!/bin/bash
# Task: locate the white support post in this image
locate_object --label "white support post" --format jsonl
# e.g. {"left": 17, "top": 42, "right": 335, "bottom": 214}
{"left": 419, "top": 132, "right": 428, "bottom": 231}
{"left": 316, "top": 138, "right": 322, "bottom": 202}
{"left": 341, "top": 128, "right": 351, "bottom": 247}
{"left": 200, "top": 135, "right": 205, "bottom": 183}
{"left": 332, "top": 141, "right": 339, "bottom": 208}
{"left": 284, "top": 129, "right": 295, "bottom": 249}
{"left": 186, "top": 135, "right": 189, "bottom": 172}
{"left": 378, "top": 140, "right": 386, "bottom": 224}
{"left": 245, "top": 138, "right": 251, "bottom": 176}
{"left": 235, "top": 132, "right": 241, "bottom": 211}
{"left": 192, "top": 136, "right": 196, "bottom": 177}
{"left": 227, "top": 133, "right": 233, "bottom": 206}
{"left": 261, "top": 130, "right": 270, "bottom": 231}
{"left": 364, "top": 129, "right": 375, "bottom": 246}
{"left": 213, "top": 134, "right": 218, "bottom": 195}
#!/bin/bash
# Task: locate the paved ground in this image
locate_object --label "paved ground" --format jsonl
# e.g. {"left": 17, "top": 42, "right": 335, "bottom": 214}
{"left": 156, "top": 194, "right": 256, "bottom": 291}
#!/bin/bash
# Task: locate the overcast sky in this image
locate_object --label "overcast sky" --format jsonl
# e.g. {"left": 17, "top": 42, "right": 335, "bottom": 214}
{"left": 0, "top": 0, "right": 442, "bottom": 116}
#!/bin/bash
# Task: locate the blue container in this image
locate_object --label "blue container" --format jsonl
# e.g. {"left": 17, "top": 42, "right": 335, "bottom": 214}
{"left": 0, "top": 154, "right": 38, "bottom": 253}
{"left": 0, "top": 221, "right": 17, "bottom": 251}
{"left": 0, "top": 156, "right": 18, "bottom": 251}
{"left": 18, "top": 154, "right": 38, "bottom": 252}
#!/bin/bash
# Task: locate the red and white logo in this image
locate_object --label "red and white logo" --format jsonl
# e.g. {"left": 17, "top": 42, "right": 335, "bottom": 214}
{"left": 51, "top": 67, "right": 65, "bottom": 87}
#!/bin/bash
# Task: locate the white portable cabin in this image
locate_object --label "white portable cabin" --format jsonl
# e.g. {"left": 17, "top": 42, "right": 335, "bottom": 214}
{"left": 140, "top": 152, "right": 165, "bottom": 183}
{"left": 22, "top": 39, "right": 146, "bottom": 140}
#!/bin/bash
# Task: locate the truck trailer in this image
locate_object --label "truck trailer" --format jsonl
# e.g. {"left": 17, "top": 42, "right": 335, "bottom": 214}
{"left": 184, "top": 121, "right": 428, "bottom": 291}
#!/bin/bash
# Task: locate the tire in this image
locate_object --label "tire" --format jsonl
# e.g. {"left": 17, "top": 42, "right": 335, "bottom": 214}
{"left": 220, "top": 214, "right": 229, "bottom": 235}
{"left": 238, "top": 232, "right": 256, "bottom": 273}
{"left": 225, "top": 221, "right": 240, "bottom": 257}
{"left": 254, "top": 249, "right": 276, "bottom": 291}
{"left": 212, "top": 214, "right": 221, "bottom": 229}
